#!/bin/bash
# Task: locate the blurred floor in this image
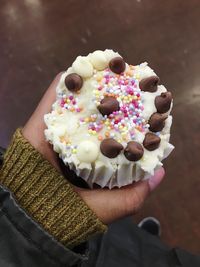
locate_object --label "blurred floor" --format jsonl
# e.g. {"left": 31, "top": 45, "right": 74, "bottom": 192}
{"left": 0, "top": 0, "right": 200, "bottom": 254}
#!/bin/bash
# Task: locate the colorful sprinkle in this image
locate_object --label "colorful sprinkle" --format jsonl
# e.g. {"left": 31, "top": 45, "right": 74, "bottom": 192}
{"left": 60, "top": 64, "right": 147, "bottom": 140}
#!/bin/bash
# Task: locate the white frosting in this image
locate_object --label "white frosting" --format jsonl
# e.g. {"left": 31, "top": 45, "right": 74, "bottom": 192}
{"left": 44, "top": 49, "right": 174, "bottom": 188}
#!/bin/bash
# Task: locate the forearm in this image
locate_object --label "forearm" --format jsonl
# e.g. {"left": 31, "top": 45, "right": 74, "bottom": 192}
{"left": 0, "top": 129, "right": 106, "bottom": 248}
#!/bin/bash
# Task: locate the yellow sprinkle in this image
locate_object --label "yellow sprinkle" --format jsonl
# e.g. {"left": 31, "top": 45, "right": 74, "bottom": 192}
{"left": 96, "top": 75, "right": 102, "bottom": 81}
{"left": 105, "top": 132, "right": 110, "bottom": 137}
{"left": 85, "top": 118, "right": 89, "bottom": 122}
{"left": 133, "top": 96, "right": 137, "bottom": 100}
{"left": 126, "top": 70, "right": 132, "bottom": 76}
{"left": 107, "top": 126, "right": 111, "bottom": 130}
{"left": 67, "top": 99, "right": 70, "bottom": 103}
{"left": 72, "top": 149, "right": 77, "bottom": 154}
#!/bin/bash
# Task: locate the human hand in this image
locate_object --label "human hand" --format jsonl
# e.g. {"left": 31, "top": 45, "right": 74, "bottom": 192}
{"left": 22, "top": 73, "right": 165, "bottom": 224}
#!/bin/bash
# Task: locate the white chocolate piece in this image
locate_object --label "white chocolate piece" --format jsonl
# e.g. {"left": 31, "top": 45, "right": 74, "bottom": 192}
{"left": 89, "top": 50, "right": 108, "bottom": 70}
{"left": 77, "top": 141, "right": 99, "bottom": 163}
{"left": 72, "top": 56, "right": 93, "bottom": 78}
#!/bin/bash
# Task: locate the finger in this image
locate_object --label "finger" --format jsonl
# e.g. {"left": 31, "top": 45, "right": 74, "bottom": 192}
{"left": 23, "top": 72, "right": 63, "bottom": 133}
{"left": 148, "top": 167, "right": 165, "bottom": 191}
{"left": 22, "top": 73, "right": 63, "bottom": 168}
{"left": 33, "top": 72, "right": 64, "bottom": 119}
{"left": 75, "top": 167, "right": 165, "bottom": 224}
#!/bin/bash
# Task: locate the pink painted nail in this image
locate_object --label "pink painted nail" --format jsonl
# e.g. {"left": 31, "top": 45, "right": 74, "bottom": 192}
{"left": 148, "top": 167, "right": 165, "bottom": 191}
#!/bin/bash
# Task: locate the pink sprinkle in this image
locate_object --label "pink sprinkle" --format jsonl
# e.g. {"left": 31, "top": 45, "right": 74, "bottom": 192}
{"left": 76, "top": 108, "right": 81, "bottom": 112}
{"left": 98, "top": 86, "right": 102, "bottom": 91}
{"left": 96, "top": 126, "right": 102, "bottom": 132}
{"left": 69, "top": 95, "right": 74, "bottom": 100}
{"left": 72, "top": 100, "right": 76, "bottom": 105}
{"left": 137, "top": 93, "right": 140, "bottom": 97}
{"left": 134, "top": 103, "right": 139, "bottom": 108}
{"left": 131, "top": 80, "right": 135, "bottom": 85}
{"left": 105, "top": 79, "right": 109, "bottom": 84}
{"left": 129, "top": 90, "right": 134, "bottom": 95}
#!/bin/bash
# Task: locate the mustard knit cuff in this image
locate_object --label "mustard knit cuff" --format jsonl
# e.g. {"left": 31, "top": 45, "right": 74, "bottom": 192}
{"left": 0, "top": 129, "right": 106, "bottom": 248}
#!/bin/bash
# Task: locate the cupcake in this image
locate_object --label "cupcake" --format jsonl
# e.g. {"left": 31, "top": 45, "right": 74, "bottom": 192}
{"left": 44, "top": 49, "right": 174, "bottom": 188}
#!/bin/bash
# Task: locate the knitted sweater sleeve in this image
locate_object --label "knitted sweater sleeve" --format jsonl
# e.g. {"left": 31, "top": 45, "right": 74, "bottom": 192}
{"left": 0, "top": 129, "right": 106, "bottom": 248}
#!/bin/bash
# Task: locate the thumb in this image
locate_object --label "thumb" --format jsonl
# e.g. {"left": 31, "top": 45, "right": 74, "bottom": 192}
{"left": 75, "top": 167, "right": 165, "bottom": 224}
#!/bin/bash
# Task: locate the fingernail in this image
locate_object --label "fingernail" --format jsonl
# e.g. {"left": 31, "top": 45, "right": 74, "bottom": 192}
{"left": 148, "top": 167, "right": 165, "bottom": 191}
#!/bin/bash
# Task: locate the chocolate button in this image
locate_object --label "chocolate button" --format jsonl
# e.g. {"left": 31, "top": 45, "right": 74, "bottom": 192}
{"left": 65, "top": 73, "right": 83, "bottom": 92}
{"left": 143, "top": 133, "right": 161, "bottom": 151}
{"left": 149, "top": 113, "right": 168, "bottom": 132}
{"left": 155, "top": 92, "right": 172, "bottom": 113}
{"left": 97, "top": 96, "right": 120, "bottom": 116}
{"left": 139, "top": 76, "right": 160, "bottom": 92}
{"left": 109, "top": 57, "right": 126, "bottom": 74}
{"left": 100, "top": 138, "right": 123, "bottom": 158}
{"left": 124, "top": 141, "right": 144, "bottom": 161}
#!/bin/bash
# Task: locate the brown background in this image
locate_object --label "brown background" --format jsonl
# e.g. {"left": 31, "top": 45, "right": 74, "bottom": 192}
{"left": 0, "top": 0, "right": 200, "bottom": 254}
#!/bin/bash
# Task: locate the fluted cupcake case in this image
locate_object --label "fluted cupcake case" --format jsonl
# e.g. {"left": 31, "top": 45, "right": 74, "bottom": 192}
{"left": 44, "top": 50, "right": 174, "bottom": 189}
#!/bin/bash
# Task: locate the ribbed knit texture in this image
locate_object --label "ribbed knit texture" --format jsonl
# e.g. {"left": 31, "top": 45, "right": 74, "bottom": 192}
{"left": 0, "top": 129, "right": 106, "bottom": 248}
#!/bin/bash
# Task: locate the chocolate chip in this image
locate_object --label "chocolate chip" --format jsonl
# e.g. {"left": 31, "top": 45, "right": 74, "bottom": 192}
{"left": 155, "top": 92, "right": 172, "bottom": 113}
{"left": 124, "top": 141, "right": 144, "bottom": 161}
{"left": 100, "top": 138, "right": 123, "bottom": 158}
{"left": 97, "top": 96, "right": 120, "bottom": 116}
{"left": 149, "top": 113, "right": 168, "bottom": 132}
{"left": 109, "top": 57, "right": 126, "bottom": 74}
{"left": 143, "top": 133, "right": 161, "bottom": 151}
{"left": 65, "top": 73, "right": 83, "bottom": 92}
{"left": 139, "top": 76, "right": 160, "bottom": 92}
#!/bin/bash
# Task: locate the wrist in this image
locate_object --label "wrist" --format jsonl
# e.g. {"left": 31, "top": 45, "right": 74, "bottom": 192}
{"left": 0, "top": 129, "right": 106, "bottom": 247}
